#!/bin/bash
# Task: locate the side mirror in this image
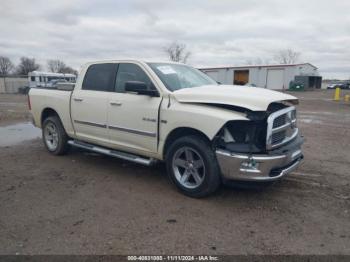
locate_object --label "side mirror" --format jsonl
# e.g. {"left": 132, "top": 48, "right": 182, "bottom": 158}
{"left": 125, "top": 81, "right": 159, "bottom": 97}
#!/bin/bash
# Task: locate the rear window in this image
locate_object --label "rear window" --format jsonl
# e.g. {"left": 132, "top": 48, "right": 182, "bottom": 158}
{"left": 82, "top": 63, "right": 117, "bottom": 92}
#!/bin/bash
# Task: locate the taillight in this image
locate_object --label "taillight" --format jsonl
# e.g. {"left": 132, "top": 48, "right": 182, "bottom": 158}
{"left": 27, "top": 95, "right": 31, "bottom": 110}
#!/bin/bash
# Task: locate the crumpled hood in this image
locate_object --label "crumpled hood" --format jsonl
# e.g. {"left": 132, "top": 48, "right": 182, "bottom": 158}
{"left": 172, "top": 85, "right": 298, "bottom": 111}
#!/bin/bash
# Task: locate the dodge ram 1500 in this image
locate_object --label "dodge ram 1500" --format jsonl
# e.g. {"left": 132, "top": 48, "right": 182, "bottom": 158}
{"left": 29, "top": 60, "right": 303, "bottom": 197}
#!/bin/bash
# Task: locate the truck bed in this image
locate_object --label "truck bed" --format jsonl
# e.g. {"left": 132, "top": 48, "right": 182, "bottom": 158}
{"left": 29, "top": 88, "right": 75, "bottom": 136}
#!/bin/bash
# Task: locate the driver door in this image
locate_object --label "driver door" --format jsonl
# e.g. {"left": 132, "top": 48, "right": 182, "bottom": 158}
{"left": 107, "top": 63, "right": 162, "bottom": 153}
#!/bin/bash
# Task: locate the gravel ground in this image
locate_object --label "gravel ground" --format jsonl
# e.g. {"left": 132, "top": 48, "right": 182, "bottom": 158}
{"left": 0, "top": 94, "right": 31, "bottom": 126}
{"left": 0, "top": 90, "right": 349, "bottom": 255}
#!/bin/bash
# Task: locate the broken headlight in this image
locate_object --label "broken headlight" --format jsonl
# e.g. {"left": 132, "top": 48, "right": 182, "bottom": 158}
{"left": 217, "top": 120, "right": 267, "bottom": 154}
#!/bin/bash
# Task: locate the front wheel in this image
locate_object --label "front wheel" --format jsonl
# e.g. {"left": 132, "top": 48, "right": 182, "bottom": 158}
{"left": 42, "top": 116, "right": 70, "bottom": 155}
{"left": 166, "top": 135, "right": 221, "bottom": 198}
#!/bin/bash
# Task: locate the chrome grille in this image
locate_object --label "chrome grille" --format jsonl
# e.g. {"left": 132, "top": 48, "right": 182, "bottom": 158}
{"left": 272, "top": 130, "right": 286, "bottom": 144}
{"left": 266, "top": 106, "right": 298, "bottom": 150}
{"left": 273, "top": 114, "right": 286, "bottom": 128}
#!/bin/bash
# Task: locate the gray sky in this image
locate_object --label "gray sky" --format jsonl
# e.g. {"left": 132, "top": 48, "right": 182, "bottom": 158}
{"left": 1, "top": 0, "right": 349, "bottom": 79}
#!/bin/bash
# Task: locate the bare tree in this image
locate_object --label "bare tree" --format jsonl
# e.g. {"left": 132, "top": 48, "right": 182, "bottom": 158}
{"left": 47, "top": 59, "right": 78, "bottom": 75}
{"left": 164, "top": 41, "right": 191, "bottom": 63}
{"left": 47, "top": 59, "right": 66, "bottom": 73}
{"left": 274, "top": 49, "right": 301, "bottom": 64}
{"left": 0, "top": 56, "right": 14, "bottom": 75}
{"left": 245, "top": 57, "right": 268, "bottom": 65}
{"left": 245, "top": 59, "right": 254, "bottom": 65}
{"left": 16, "top": 57, "right": 40, "bottom": 75}
{"left": 60, "top": 66, "right": 78, "bottom": 75}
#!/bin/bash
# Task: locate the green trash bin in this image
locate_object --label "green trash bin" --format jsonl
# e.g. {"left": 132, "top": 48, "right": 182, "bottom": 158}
{"left": 289, "top": 81, "right": 305, "bottom": 91}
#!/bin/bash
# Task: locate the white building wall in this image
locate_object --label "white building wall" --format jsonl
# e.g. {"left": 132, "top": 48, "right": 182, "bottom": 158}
{"left": 283, "top": 69, "right": 289, "bottom": 88}
{"left": 247, "top": 68, "right": 259, "bottom": 85}
{"left": 204, "top": 71, "right": 219, "bottom": 82}
{"left": 226, "top": 69, "right": 234, "bottom": 84}
{"left": 296, "top": 64, "right": 318, "bottom": 76}
{"left": 259, "top": 68, "right": 266, "bottom": 87}
{"left": 0, "top": 77, "right": 28, "bottom": 93}
{"left": 200, "top": 64, "right": 319, "bottom": 90}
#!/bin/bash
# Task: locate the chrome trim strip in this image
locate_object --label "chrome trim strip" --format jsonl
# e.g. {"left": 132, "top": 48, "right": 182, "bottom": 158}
{"left": 74, "top": 120, "right": 107, "bottom": 128}
{"left": 73, "top": 120, "right": 157, "bottom": 137}
{"left": 108, "top": 125, "right": 156, "bottom": 137}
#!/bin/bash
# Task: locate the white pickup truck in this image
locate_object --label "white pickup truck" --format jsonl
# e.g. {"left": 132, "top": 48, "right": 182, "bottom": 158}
{"left": 29, "top": 60, "right": 303, "bottom": 197}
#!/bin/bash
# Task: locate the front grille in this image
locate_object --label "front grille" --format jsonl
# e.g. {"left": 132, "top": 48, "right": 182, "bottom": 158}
{"left": 266, "top": 106, "right": 298, "bottom": 150}
{"left": 272, "top": 114, "right": 287, "bottom": 144}
{"left": 273, "top": 114, "right": 286, "bottom": 128}
{"left": 272, "top": 130, "right": 286, "bottom": 144}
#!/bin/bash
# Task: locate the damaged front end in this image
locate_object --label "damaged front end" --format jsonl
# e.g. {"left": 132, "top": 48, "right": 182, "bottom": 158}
{"left": 214, "top": 102, "right": 304, "bottom": 182}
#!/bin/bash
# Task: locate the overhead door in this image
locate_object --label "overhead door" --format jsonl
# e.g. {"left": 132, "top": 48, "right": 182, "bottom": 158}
{"left": 266, "top": 69, "right": 284, "bottom": 90}
{"left": 234, "top": 70, "right": 249, "bottom": 85}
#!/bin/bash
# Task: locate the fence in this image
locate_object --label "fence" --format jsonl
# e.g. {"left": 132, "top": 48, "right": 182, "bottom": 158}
{"left": 0, "top": 76, "right": 28, "bottom": 94}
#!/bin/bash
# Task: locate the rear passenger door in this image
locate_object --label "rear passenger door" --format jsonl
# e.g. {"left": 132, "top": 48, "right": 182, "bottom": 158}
{"left": 71, "top": 63, "right": 117, "bottom": 144}
{"left": 107, "top": 63, "right": 162, "bottom": 153}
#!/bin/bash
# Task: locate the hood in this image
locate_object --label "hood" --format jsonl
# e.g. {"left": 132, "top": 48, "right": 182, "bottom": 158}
{"left": 172, "top": 85, "right": 298, "bottom": 111}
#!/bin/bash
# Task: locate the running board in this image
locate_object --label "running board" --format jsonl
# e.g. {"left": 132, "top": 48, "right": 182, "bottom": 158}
{"left": 68, "top": 140, "right": 156, "bottom": 166}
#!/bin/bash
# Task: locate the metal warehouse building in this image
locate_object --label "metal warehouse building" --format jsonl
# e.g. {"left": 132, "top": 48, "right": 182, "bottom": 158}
{"left": 199, "top": 63, "right": 322, "bottom": 90}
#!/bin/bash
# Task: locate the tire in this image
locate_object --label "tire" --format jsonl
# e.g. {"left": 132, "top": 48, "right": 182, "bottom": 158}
{"left": 166, "top": 135, "right": 221, "bottom": 198}
{"left": 42, "top": 116, "right": 70, "bottom": 155}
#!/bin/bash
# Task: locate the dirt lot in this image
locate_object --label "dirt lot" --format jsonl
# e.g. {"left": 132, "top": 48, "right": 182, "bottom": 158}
{"left": 0, "top": 90, "right": 349, "bottom": 255}
{"left": 0, "top": 94, "right": 31, "bottom": 125}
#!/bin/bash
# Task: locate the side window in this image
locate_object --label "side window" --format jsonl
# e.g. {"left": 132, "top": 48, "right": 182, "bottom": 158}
{"left": 30, "top": 76, "right": 35, "bottom": 81}
{"left": 82, "top": 63, "right": 117, "bottom": 92}
{"left": 115, "top": 63, "right": 154, "bottom": 93}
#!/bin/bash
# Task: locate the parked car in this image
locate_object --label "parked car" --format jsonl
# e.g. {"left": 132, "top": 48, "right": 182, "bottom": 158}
{"left": 343, "top": 82, "right": 350, "bottom": 89}
{"left": 28, "top": 60, "right": 304, "bottom": 197}
{"left": 327, "top": 83, "right": 349, "bottom": 89}
{"left": 289, "top": 81, "right": 304, "bottom": 91}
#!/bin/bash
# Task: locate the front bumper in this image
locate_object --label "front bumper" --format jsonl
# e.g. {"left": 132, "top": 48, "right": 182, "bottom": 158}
{"left": 216, "top": 136, "right": 304, "bottom": 182}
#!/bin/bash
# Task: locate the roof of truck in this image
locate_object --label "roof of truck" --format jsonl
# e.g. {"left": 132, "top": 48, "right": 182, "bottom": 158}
{"left": 84, "top": 59, "right": 186, "bottom": 65}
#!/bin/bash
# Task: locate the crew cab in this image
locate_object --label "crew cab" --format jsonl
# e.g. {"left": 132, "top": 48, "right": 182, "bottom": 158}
{"left": 29, "top": 60, "right": 303, "bottom": 197}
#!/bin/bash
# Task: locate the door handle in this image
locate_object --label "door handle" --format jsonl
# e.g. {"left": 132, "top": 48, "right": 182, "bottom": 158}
{"left": 110, "top": 101, "right": 122, "bottom": 106}
{"left": 73, "top": 98, "right": 83, "bottom": 102}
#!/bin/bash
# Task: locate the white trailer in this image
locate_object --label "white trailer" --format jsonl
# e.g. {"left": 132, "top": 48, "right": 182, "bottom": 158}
{"left": 28, "top": 71, "right": 76, "bottom": 88}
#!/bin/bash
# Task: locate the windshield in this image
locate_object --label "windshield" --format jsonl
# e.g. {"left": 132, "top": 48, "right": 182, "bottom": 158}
{"left": 148, "top": 63, "right": 217, "bottom": 91}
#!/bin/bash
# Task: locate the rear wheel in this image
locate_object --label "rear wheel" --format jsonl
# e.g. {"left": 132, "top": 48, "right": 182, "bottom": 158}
{"left": 166, "top": 135, "right": 221, "bottom": 198}
{"left": 42, "top": 116, "right": 70, "bottom": 155}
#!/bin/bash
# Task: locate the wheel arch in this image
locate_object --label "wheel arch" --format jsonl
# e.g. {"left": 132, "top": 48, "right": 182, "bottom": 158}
{"left": 41, "top": 107, "right": 60, "bottom": 125}
{"left": 40, "top": 107, "right": 71, "bottom": 135}
{"left": 162, "top": 127, "right": 211, "bottom": 159}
